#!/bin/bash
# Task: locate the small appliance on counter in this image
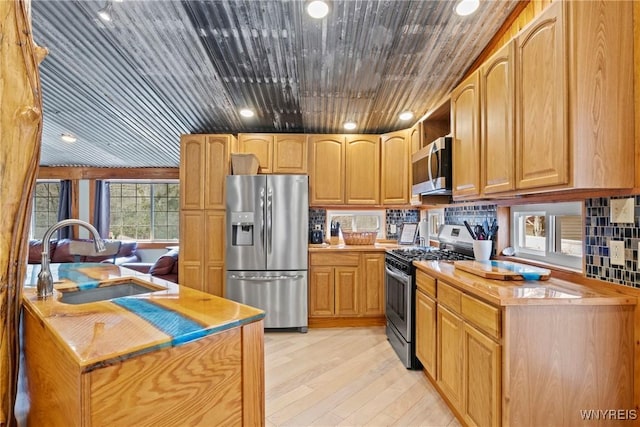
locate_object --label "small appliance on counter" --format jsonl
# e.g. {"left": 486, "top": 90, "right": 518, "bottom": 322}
{"left": 309, "top": 229, "right": 324, "bottom": 244}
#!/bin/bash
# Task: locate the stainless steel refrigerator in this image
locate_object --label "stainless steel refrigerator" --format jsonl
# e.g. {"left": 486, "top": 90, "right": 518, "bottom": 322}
{"left": 225, "top": 174, "right": 308, "bottom": 332}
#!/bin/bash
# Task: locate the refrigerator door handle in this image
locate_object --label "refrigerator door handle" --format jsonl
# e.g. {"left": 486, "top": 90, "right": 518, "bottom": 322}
{"left": 259, "top": 187, "right": 265, "bottom": 248}
{"left": 266, "top": 187, "right": 273, "bottom": 256}
{"left": 228, "top": 274, "right": 305, "bottom": 281}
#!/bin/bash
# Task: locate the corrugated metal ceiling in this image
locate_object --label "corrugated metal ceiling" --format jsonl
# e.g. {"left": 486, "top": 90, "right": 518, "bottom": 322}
{"left": 31, "top": 0, "right": 520, "bottom": 167}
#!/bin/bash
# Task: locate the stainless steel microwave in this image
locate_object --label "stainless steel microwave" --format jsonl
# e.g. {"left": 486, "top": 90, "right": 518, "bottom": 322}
{"left": 411, "top": 136, "right": 452, "bottom": 195}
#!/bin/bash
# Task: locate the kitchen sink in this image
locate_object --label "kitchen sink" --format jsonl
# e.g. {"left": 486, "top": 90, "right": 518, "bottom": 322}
{"left": 59, "top": 279, "right": 164, "bottom": 304}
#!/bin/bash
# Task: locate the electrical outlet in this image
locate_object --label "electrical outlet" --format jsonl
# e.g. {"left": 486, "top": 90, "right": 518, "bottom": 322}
{"left": 390, "top": 224, "right": 397, "bottom": 234}
{"left": 610, "top": 198, "right": 635, "bottom": 224}
{"left": 610, "top": 240, "right": 625, "bottom": 266}
{"left": 314, "top": 224, "right": 321, "bottom": 231}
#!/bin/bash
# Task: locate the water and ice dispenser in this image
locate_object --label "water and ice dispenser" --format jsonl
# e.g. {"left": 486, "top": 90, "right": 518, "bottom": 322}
{"left": 230, "top": 212, "right": 254, "bottom": 246}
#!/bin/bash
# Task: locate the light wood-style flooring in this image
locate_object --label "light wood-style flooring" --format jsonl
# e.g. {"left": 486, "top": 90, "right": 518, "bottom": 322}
{"left": 265, "top": 327, "right": 460, "bottom": 427}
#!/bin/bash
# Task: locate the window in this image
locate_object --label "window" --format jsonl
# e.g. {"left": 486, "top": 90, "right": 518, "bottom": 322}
{"left": 511, "top": 202, "right": 583, "bottom": 270}
{"left": 109, "top": 181, "right": 179, "bottom": 241}
{"left": 326, "top": 210, "right": 385, "bottom": 239}
{"left": 31, "top": 181, "right": 60, "bottom": 239}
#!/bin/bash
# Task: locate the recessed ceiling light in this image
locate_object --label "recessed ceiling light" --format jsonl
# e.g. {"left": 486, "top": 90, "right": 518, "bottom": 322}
{"left": 61, "top": 133, "right": 77, "bottom": 143}
{"left": 97, "top": 2, "right": 113, "bottom": 21}
{"left": 455, "top": 0, "right": 480, "bottom": 16}
{"left": 343, "top": 121, "right": 357, "bottom": 131}
{"left": 399, "top": 111, "right": 414, "bottom": 121}
{"left": 239, "top": 108, "right": 255, "bottom": 118}
{"left": 307, "top": 0, "right": 329, "bottom": 19}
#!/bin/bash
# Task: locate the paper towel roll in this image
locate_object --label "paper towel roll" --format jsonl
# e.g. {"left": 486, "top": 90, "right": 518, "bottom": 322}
{"left": 419, "top": 218, "right": 429, "bottom": 239}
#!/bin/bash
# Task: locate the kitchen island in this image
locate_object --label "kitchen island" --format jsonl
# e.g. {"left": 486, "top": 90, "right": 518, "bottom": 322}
{"left": 22, "top": 263, "right": 265, "bottom": 427}
{"left": 414, "top": 260, "right": 637, "bottom": 427}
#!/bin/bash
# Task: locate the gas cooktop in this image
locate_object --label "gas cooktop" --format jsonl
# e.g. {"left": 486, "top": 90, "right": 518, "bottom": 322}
{"left": 388, "top": 246, "right": 473, "bottom": 263}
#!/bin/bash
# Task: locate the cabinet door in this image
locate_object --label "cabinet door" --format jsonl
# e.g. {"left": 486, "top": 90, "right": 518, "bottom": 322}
{"left": 408, "top": 123, "right": 422, "bottom": 205}
{"left": 360, "top": 253, "right": 384, "bottom": 316}
{"left": 308, "top": 135, "right": 345, "bottom": 205}
{"left": 205, "top": 211, "right": 225, "bottom": 296}
{"left": 515, "top": 0, "right": 568, "bottom": 190}
{"left": 451, "top": 71, "right": 480, "bottom": 198}
{"left": 380, "top": 130, "right": 409, "bottom": 204}
{"left": 481, "top": 41, "right": 515, "bottom": 195}
{"left": 437, "top": 305, "right": 464, "bottom": 408}
{"left": 273, "top": 134, "right": 307, "bottom": 174}
{"left": 180, "top": 135, "right": 205, "bottom": 210}
{"left": 463, "top": 324, "right": 501, "bottom": 427}
{"left": 204, "top": 135, "right": 232, "bottom": 209}
{"left": 179, "top": 210, "right": 205, "bottom": 291}
{"left": 238, "top": 134, "right": 273, "bottom": 174}
{"left": 416, "top": 290, "right": 437, "bottom": 378}
{"left": 309, "top": 266, "right": 335, "bottom": 317}
{"left": 345, "top": 135, "right": 380, "bottom": 205}
{"left": 335, "top": 266, "right": 359, "bottom": 316}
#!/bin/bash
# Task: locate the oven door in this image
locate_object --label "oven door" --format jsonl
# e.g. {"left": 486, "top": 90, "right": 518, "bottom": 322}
{"left": 385, "top": 263, "right": 412, "bottom": 341}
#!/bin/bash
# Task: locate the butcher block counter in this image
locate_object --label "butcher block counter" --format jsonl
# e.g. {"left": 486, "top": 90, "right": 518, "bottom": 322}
{"left": 22, "top": 263, "right": 265, "bottom": 427}
{"left": 308, "top": 242, "right": 399, "bottom": 252}
{"left": 413, "top": 260, "right": 637, "bottom": 427}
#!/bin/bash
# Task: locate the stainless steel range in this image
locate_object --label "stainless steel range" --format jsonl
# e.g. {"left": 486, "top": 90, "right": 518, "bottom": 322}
{"left": 385, "top": 224, "right": 475, "bottom": 369}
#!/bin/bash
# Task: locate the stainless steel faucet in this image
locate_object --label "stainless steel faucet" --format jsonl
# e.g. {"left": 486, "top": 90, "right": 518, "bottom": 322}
{"left": 37, "top": 219, "right": 106, "bottom": 298}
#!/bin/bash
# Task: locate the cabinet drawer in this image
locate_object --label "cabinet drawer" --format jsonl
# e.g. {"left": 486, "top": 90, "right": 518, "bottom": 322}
{"left": 416, "top": 270, "right": 436, "bottom": 298}
{"left": 309, "top": 252, "right": 360, "bottom": 267}
{"left": 438, "top": 281, "right": 462, "bottom": 314}
{"left": 461, "top": 293, "right": 501, "bottom": 339}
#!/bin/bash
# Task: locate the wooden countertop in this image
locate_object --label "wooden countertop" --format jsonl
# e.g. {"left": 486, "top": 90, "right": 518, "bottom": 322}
{"left": 414, "top": 260, "right": 636, "bottom": 307}
{"left": 23, "top": 263, "right": 265, "bottom": 372}
{"left": 308, "top": 242, "right": 399, "bottom": 252}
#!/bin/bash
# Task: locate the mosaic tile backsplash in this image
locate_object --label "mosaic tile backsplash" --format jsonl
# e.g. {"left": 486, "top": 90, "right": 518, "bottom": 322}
{"left": 444, "top": 204, "right": 498, "bottom": 228}
{"left": 585, "top": 195, "right": 640, "bottom": 288}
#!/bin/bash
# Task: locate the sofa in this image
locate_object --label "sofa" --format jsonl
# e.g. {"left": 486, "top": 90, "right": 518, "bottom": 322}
{"left": 27, "top": 239, "right": 179, "bottom": 283}
{"left": 28, "top": 239, "right": 140, "bottom": 265}
{"left": 121, "top": 249, "right": 179, "bottom": 283}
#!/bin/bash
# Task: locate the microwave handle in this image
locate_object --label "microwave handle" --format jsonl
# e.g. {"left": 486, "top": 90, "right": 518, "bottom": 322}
{"left": 427, "top": 142, "right": 436, "bottom": 185}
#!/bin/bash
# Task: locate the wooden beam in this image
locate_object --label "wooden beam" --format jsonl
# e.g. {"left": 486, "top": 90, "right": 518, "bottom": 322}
{"left": 37, "top": 167, "right": 179, "bottom": 180}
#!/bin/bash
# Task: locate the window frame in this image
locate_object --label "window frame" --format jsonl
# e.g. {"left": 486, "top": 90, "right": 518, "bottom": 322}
{"left": 107, "top": 179, "right": 180, "bottom": 242}
{"left": 510, "top": 201, "right": 583, "bottom": 271}
{"left": 325, "top": 209, "right": 386, "bottom": 239}
{"left": 31, "top": 180, "right": 61, "bottom": 239}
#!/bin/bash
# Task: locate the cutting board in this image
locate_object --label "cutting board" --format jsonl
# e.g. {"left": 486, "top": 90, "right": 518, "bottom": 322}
{"left": 453, "top": 260, "right": 551, "bottom": 281}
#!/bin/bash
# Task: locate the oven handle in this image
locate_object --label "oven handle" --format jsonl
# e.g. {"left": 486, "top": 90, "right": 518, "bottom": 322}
{"left": 385, "top": 265, "right": 410, "bottom": 284}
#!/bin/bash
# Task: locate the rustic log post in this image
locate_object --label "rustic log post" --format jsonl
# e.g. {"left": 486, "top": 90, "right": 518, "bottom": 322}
{"left": 0, "top": 1, "right": 46, "bottom": 425}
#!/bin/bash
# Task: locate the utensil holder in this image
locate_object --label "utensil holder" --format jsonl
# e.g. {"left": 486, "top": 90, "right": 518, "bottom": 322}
{"left": 472, "top": 240, "right": 492, "bottom": 261}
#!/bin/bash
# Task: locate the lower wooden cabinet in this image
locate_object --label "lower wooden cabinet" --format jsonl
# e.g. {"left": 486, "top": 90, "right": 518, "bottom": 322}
{"left": 437, "top": 305, "right": 464, "bottom": 409}
{"left": 463, "top": 323, "right": 501, "bottom": 427}
{"left": 179, "top": 210, "right": 225, "bottom": 296}
{"left": 308, "top": 251, "right": 385, "bottom": 323}
{"left": 415, "top": 289, "right": 436, "bottom": 378}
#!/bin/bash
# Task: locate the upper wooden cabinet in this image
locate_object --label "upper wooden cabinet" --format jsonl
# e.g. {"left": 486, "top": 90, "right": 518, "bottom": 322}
{"left": 514, "top": 0, "right": 634, "bottom": 192}
{"left": 481, "top": 41, "right": 515, "bottom": 195}
{"left": 308, "top": 134, "right": 379, "bottom": 206}
{"left": 238, "top": 133, "right": 307, "bottom": 174}
{"left": 451, "top": 72, "right": 481, "bottom": 199}
{"left": 180, "top": 134, "right": 236, "bottom": 210}
{"left": 345, "top": 135, "right": 380, "bottom": 205}
{"left": 380, "top": 129, "right": 410, "bottom": 204}
{"left": 308, "top": 135, "right": 345, "bottom": 205}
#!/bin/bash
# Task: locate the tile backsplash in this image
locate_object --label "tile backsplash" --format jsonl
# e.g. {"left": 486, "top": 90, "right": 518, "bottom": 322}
{"left": 585, "top": 195, "right": 640, "bottom": 288}
{"left": 444, "top": 204, "right": 497, "bottom": 227}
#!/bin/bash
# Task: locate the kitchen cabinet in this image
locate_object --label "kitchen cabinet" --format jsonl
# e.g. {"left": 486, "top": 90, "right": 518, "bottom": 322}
{"left": 238, "top": 133, "right": 307, "bottom": 174}
{"left": 514, "top": 0, "right": 634, "bottom": 192}
{"left": 480, "top": 41, "right": 515, "bottom": 195}
{"left": 308, "top": 251, "right": 385, "bottom": 325}
{"left": 435, "top": 279, "right": 501, "bottom": 426}
{"left": 360, "top": 253, "right": 385, "bottom": 316}
{"left": 308, "top": 134, "right": 379, "bottom": 205}
{"left": 179, "top": 210, "right": 225, "bottom": 297}
{"left": 380, "top": 129, "right": 410, "bottom": 204}
{"left": 415, "top": 270, "right": 436, "bottom": 378}
{"left": 450, "top": 72, "right": 480, "bottom": 198}
{"left": 179, "top": 134, "right": 236, "bottom": 296}
{"left": 180, "top": 134, "right": 236, "bottom": 210}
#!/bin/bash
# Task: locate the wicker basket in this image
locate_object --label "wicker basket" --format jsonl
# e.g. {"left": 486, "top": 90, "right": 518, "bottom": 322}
{"left": 342, "top": 231, "right": 377, "bottom": 245}
{"left": 231, "top": 153, "right": 260, "bottom": 175}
